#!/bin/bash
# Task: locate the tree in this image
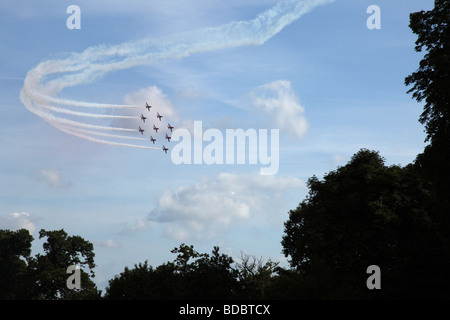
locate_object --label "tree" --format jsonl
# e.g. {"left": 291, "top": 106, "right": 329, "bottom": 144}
{"left": 27, "top": 229, "right": 100, "bottom": 299}
{"left": 281, "top": 149, "right": 449, "bottom": 299}
{"left": 187, "top": 246, "right": 238, "bottom": 299}
{"left": 405, "top": 0, "right": 450, "bottom": 197}
{"left": 105, "top": 261, "right": 170, "bottom": 299}
{"left": 234, "top": 252, "right": 279, "bottom": 299}
{"left": 0, "top": 229, "right": 33, "bottom": 299}
{"left": 405, "top": 0, "right": 450, "bottom": 271}
{"left": 105, "top": 244, "right": 238, "bottom": 300}
{"left": 0, "top": 228, "right": 100, "bottom": 299}
{"left": 405, "top": 0, "right": 450, "bottom": 145}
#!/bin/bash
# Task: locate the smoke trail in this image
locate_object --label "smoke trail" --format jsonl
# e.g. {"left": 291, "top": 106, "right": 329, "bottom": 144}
{"left": 20, "top": 0, "right": 333, "bottom": 150}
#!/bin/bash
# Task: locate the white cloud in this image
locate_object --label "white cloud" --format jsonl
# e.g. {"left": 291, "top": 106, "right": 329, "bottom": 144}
{"left": 148, "top": 172, "right": 305, "bottom": 241}
{"left": 118, "top": 86, "right": 179, "bottom": 132}
{"left": 0, "top": 212, "right": 38, "bottom": 234}
{"left": 331, "top": 154, "right": 347, "bottom": 166}
{"left": 31, "top": 168, "right": 72, "bottom": 189}
{"left": 119, "top": 218, "right": 151, "bottom": 235}
{"left": 177, "top": 86, "right": 204, "bottom": 99}
{"left": 99, "top": 239, "right": 119, "bottom": 248}
{"left": 123, "top": 85, "right": 178, "bottom": 120}
{"left": 250, "top": 80, "right": 308, "bottom": 139}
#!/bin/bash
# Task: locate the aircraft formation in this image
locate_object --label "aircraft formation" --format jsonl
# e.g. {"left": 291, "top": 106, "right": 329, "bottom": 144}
{"left": 138, "top": 102, "right": 174, "bottom": 154}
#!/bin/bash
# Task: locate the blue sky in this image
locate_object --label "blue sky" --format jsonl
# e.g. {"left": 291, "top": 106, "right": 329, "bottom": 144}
{"left": 0, "top": 0, "right": 434, "bottom": 290}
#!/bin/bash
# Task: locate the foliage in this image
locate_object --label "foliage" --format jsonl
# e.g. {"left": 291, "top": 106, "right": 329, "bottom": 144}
{"left": 234, "top": 252, "right": 279, "bottom": 299}
{"left": 405, "top": 0, "right": 450, "bottom": 246}
{"left": 281, "top": 149, "right": 449, "bottom": 299}
{"left": 405, "top": 0, "right": 450, "bottom": 145}
{"left": 0, "top": 228, "right": 100, "bottom": 300}
{"left": 0, "top": 229, "right": 33, "bottom": 299}
{"left": 105, "top": 244, "right": 279, "bottom": 300}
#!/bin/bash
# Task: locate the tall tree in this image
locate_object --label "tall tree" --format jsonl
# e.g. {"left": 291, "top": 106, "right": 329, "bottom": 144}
{"left": 28, "top": 229, "right": 100, "bottom": 299}
{"left": 0, "top": 229, "right": 33, "bottom": 299}
{"left": 281, "top": 149, "right": 449, "bottom": 299}
{"left": 234, "top": 252, "right": 279, "bottom": 299}
{"left": 405, "top": 0, "right": 450, "bottom": 145}
{"left": 0, "top": 228, "right": 100, "bottom": 299}
{"left": 405, "top": 0, "right": 450, "bottom": 260}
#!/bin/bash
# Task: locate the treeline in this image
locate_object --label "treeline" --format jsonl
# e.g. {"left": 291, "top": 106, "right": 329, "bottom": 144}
{"left": 105, "top": 244, "right": 281, "bottom": 300}
{"left": 0, "top": 229, "right": 282, "bottom": 300}
{"left": 1, "top": 0, "right": 449, "bottom": 300}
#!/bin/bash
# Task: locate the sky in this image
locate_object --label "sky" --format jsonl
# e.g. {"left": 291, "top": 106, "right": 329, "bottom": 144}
{"left": 0, "top": 0, "right": 435, "bottom": 291}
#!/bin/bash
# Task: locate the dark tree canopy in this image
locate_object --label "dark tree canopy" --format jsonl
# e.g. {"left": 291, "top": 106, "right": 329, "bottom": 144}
{"left": 105, "top": 244, "right": 238, "bottom": 300}
{"left": 0, "top": 229, "right": 33, "bottom": 299}
{"left": 0, "top": 228, "right": 100, "bottom": 300}
{"left": 405, "top": 0, "right": 450, "bottom": 144}
{"left": 28, "top": 229, "right": 99, "bottom": 299}
{"left": 406, "top": 0, "right": 450, "bottom": 242}
{"left": 105, "top": 244, "right": 279, "bottom": 300}
{"left": 281, "top": 149, "right": 449, "bottom": 299}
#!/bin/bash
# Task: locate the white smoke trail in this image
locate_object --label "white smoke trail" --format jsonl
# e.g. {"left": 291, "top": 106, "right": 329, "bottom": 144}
{"left": 69, "top": 128, "right": 149, "bottom": 141}
{"left": 55, "top": 125, "right": 161, "bottom": 150}
{"left": 37, "top": 103, "right": 139, "bottom": 120}
{"left": 20, "top": 90, "right": 138, "bottom": 132}
{"left": 20, "top": 0, "right": 333, "bottom": 150}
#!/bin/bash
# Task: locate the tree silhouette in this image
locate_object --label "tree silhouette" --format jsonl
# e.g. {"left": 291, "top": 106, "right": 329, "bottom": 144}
{"left": 106, "top": 244, "right": 237, "bottom": 299}
{"left": 281, "top": 149, "right": 448, "bottom": 299}
{"left": 406, "top": 0, "right": 450, "bottom": 251}
{"left": 0, "top": 229, "right": 33, "bottom": 299}
{"left": 0, "top": 228, "right": 100, "bottom": 299}
{"left": 405, "top": 0, "right": 450, "bottom": 145}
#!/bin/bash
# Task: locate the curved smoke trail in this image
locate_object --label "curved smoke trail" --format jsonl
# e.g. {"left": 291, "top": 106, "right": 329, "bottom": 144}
{"left": 20, "top": 0, "right": 333, "bottom": 150}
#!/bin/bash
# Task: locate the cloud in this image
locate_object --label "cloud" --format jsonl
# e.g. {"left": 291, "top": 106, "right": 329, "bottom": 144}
{"left": 148, "top": 172, "right": 305, "bottom": 241}
{"left": 98, "top": 239, "right": 119, "bottom": 248}
{"left": 0, "top": 212, "right": 38, "bottom": 234}
{"left": 123, "top": 86, "right": 178, "bottom": 122}
{"left": 250, "top": 80, "right": 308, "bottom": 139}
{"left": 331, "top": 154, "right": 347, "bottom": 166}
{"left": 119, "top": 218, "right": 151, "bottom": 235}
{"left": 31, "top": 168, "right": 72, "bottom": 189}
{"left": 177, "top": 86, "right": 204, "bottom": 99}
{"left": 21, "top": 0, "right": 332, "bottom": 149}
